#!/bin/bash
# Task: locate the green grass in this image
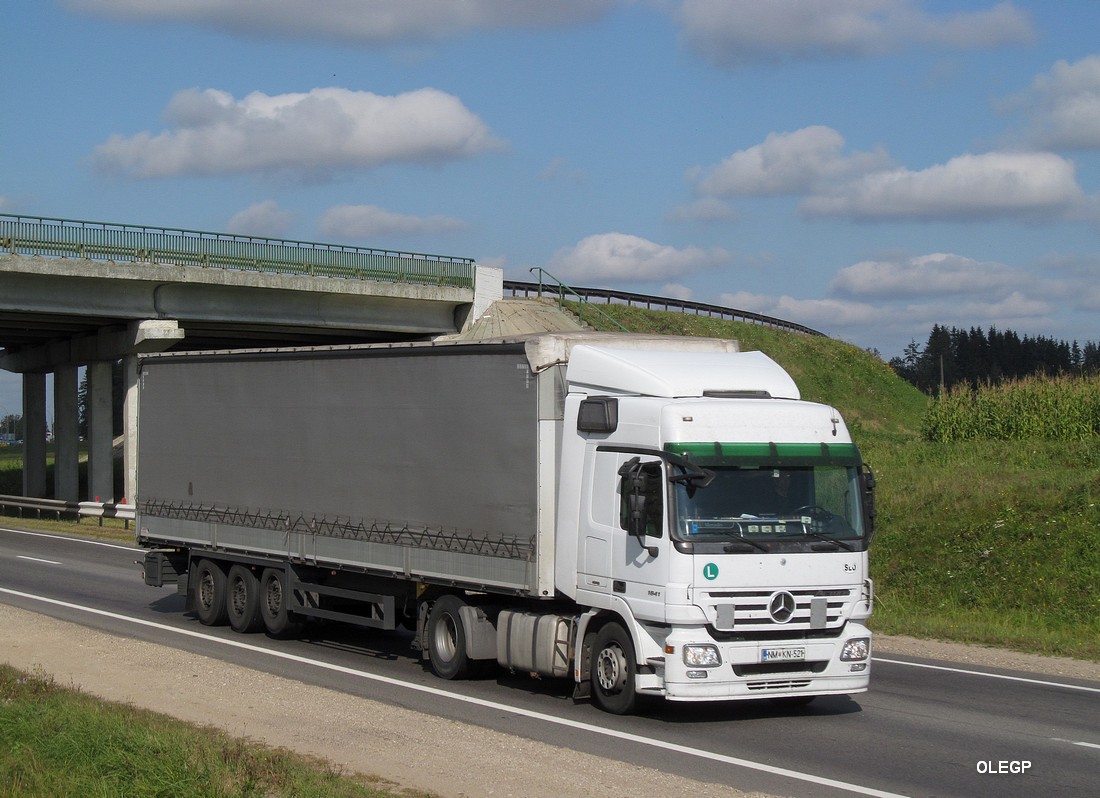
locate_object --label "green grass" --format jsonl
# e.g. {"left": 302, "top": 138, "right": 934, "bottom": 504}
{"left": 0, "top": 665, "right": 421, "bottom": 798}
{"left": 575, "top": 302, "right": 1100, "bottom": 661}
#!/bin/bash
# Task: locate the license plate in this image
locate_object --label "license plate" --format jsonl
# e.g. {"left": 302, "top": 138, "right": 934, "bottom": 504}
{"left": 761, "top": 646, "right": 806, "bottom": 662}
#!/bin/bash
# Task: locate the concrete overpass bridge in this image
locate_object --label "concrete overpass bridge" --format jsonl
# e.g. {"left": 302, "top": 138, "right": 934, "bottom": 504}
{"left": 0, "top": 213, "right": 502, "bottom": 505}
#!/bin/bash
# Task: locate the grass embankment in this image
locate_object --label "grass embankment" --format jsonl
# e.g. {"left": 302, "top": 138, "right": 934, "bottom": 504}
{"left": 574, "top": 302, "right": 1100, "bottom": 661}
{"left": 0, "top": 665, "right": 414, "bottom": 798}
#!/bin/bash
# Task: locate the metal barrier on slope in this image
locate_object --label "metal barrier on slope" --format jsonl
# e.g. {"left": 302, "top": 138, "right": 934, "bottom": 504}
{"left": 505, "top": 277, "right": 826, "bottom": 337}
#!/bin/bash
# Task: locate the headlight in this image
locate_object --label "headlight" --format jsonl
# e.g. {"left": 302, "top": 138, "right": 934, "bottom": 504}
{"left": 683, "top": 644, "right": 722, "bottom": 668}
{"left": 840, "top": 637, "right": 870, "bottom": 661}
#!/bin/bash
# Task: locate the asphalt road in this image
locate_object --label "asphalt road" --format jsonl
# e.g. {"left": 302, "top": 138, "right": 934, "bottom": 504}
{"left": 1, "top": 525, "right": 1097, "bottom": 798}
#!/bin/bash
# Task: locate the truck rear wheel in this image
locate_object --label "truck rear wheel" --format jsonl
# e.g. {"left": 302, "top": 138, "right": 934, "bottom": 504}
{"left": 590, "top": 622, "right": 637, "bottom": 715}
{"left": 259, "top": 567, "right": 303, "bottom": 638}
{"left": 426, "top": 594, "right": 473, "bottom": 680}
{"left": 226, "top": 565, "right": 263, "bottom": 633}
{"left": 193, "top": 559, "right": 228, "bottom": 626}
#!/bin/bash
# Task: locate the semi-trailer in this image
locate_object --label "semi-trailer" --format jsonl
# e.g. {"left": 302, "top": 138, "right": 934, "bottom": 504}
{"left": 138, "top": 332, "right": 876, "bottom": 714}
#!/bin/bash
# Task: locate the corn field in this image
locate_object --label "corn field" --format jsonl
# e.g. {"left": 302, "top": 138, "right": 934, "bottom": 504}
{"left": 921, "top": 374, "right": 1100, "bottom": 442}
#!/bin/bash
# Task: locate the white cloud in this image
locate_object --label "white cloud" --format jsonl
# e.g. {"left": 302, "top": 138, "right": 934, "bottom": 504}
{"left": 1008, "top": 54, "right": 1100, "bottom": 150}
{"left": 830, "top": 253, "right": 1034, "bottom": 300}
{"left": 661, "top": 283, "right": 695, "bottom": 301}
{"left": 801, "top": 151, "right": 1086, "bottom": 221}
{"left": 716, "top": 248, "right": 1091, "bottom": 353}
{"left": 68, "top": 0, "right": 615, "bottom": 43}
{"left": 720, "top": 290, "right": 888, "bottom": 329}
{"left": 549, "top": 233, "right": 730, "bottom": 283}
{"left": 92, "top": 87, "right": 505, "bottom": 180}
{"left": 318, "top": 204, "right": 466, "bottom": 239}
{"left": 225, "top": 201, "right": 295, "bottom": 238}
{"left": 690, "top": 126, "right": 891, "bottom": 197}
{"left": 678, "top": 0, "right": 1033, "bottom": 67}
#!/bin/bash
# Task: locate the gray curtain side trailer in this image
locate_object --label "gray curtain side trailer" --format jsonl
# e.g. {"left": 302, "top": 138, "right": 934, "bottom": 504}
{"left": 138, "top": 339, "right": 563, "bottom": 668}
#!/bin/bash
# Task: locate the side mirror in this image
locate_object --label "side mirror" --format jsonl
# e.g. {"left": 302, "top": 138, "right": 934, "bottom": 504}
{"left": 860, "top": 464, "right": 877, "bottom": 541}
{"left": 618, "top": 457, "right": 660, "bottom": 557}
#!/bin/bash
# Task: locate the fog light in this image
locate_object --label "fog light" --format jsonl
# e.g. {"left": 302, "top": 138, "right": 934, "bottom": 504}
{"left": 840, "top": 637, "right": 870, "bottom": 661}
{"left": 683, "top": 644, "right": 721, "bottom": 668}
{"left": 686, "top": 670, "right": 708, "bottom": 679}
{"left": 850, "top": 663, "right": 867, "bottom": 672}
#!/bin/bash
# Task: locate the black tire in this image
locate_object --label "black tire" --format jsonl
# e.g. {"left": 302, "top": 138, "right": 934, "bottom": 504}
{"left": 193, "top": 559, "right": 228, "bottom": 626}
{"left": 590, "top": 621, "right": 638, "bottom": 715}
{"left": 426, "top": 594, "right": 472, "bottom": 680}
{"left": 259, "top": 567, "right": 303, "bottom": 638}
{"left": 226, "top": 564, "right": 263, "bottom": 633}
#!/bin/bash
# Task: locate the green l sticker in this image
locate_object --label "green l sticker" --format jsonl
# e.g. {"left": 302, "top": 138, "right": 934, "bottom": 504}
{"left": 703, "top": 562, "right": 719, "bottom": 581}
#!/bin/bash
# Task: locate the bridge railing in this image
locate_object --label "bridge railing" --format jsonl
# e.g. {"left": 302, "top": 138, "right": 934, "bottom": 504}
{"left": 505, "top": 278, "right": 826, "bottom": 337}
{"left": 0, "top": 214, "right": 476, "bottom": 289}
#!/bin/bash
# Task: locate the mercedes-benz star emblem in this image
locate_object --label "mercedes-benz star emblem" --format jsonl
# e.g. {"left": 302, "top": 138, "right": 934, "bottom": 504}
{"left": 768, "top": 591, "right": 796, "bottom": 623}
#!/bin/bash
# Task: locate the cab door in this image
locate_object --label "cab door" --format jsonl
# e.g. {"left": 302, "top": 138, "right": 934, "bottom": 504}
{"left": 613, "top": 455, "right": 670, "bottom": 623}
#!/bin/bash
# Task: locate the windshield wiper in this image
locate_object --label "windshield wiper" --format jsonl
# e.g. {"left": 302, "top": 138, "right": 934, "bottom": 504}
{"left": 781, "top": 529, "right": 855, "bottom": 551}
{"left": 724, "top": 536, "right": 768, "bottom": 553}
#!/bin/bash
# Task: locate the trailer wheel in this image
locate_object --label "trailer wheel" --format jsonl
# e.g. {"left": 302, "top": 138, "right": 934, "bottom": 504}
{"left": 590, "top": 622, "right": 637, "bottom": 715}
{"left": 259, "top": 567, "right": 303, "bottom": 638}
{"left": 193, "top": 559, "right": 228, "bottom": 626}
{"left": 426, "top": 594, "right": 472, "bottom": 680}
{"left": 226, "top": 565, "right": 263, "bottom": 633}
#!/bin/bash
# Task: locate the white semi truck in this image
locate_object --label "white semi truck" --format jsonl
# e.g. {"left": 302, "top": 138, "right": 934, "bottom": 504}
{"left": 138, "top": 332, "right": 876, "bottom": 714}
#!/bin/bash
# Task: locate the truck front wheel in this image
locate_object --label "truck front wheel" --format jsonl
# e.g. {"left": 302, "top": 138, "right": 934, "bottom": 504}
{"left": 226, "top": 565, "right": 263, "bottom": 633}
{"left": 590, "top": 622, "right": 638, "bottom": 715}
{"left": 426, "top": 594, "right": 472, "bottom": 680}
{"left": 193, "top": 559, "right": 228, "bottom": 626}
{"left": 259, "top": 567, "right": 302, "bottom": 638}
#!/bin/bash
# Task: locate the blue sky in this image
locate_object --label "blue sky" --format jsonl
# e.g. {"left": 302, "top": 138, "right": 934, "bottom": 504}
{"left": 3, "top": 1, "right": 1100, "bottom": 415}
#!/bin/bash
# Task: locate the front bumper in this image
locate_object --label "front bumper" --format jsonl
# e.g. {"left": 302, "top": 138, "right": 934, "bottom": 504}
{"left": 639, "top": 622, "right": 872, "bottom": 702}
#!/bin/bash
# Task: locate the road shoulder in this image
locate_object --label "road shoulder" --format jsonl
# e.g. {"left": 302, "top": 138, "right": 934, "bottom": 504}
{"left": 0, "top": 604, "right": 771, "bottom": 798}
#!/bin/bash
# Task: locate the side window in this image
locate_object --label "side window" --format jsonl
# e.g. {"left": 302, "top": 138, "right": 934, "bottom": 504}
{"left": 619, "top": 460, "right": 664, "bottom": 538}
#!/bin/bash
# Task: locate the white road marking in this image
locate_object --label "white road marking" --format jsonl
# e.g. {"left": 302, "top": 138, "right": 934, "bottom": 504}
{"left": 0, "top": 586, "right": 909, "bottom": 798}
{"left": 874, "top": 657, "right": 1100, "bottom": 694}
{"left": 16, "top": 555, "right": 61, "bottom": 565}
{"left": 1051, "top": 738, "right": 1100, "bottom": 750}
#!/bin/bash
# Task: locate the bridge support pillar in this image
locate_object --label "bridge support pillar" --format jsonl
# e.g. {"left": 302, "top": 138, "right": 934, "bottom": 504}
{"left": 21, "top": 374, "right": 47, "bottom": 498}
{"left": 53, "top": 365, "right": 79, "bottom": 502}
{"left": 123, "top": 354, "right": 138, "bottom": 505}
{"left": 87, "top": 361, "right": 114, "bottom": 502}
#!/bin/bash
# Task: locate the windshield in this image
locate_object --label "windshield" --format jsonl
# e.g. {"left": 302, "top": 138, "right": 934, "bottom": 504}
{"left": 671, "top": 461, "right": 866, "bottom": 551}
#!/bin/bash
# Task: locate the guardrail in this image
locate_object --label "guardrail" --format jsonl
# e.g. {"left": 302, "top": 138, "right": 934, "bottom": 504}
{"left": 504, "top": 278, "right": 826, "bottom": 337}
{"left": 0, "top": 213, "right": 476, "bottom": 289}
{"left": 0, "top": 494, "right": 135, "bottom": 528}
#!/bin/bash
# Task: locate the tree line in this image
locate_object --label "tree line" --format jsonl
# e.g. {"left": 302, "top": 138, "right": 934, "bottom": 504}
{"left": 890, "top": 325, "right": 1100, "bottom": 395}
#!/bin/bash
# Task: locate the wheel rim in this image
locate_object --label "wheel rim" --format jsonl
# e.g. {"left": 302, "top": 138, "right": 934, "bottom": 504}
{"left": 265, "top": 576, "right": 283, "bottom": 615}
{"left": 198, "top": 570, "right": 216, "bottom": 611}
{"left": 230, "top": 577, "right": 247, "bottom": 616}
{"left": 596, "top": 642, "right": 627, "bottom": 693}
{"left": 433, "top": 613, "right": 458, "bottom": 662}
